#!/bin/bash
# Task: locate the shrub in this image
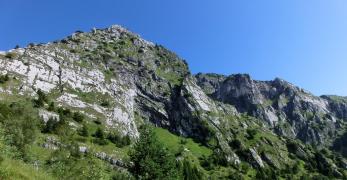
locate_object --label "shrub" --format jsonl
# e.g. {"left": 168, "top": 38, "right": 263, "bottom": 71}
{"left": 78, "top": 123, "right": 89, "bottom": 137}
{"left": 0, "top": 74, "right": 9, "bottom": 84}
{"left": 92, "top": 127, "right": 109, "bottom": 145}
{"left": 93, "top": 138, "right": 109, "bottom": 146}
{"left": 181, "top": 159, "right": 204, "bottom": 180}
{"left": 246, "top": 129, "right": 258, "bottom": 139}
{"left": 47, "top": 150, "right": 109, "bottom": 179}
{"left": 200, "top": 120, "right": 216, "bottom": 145}
{"left": 0, "top": 102, "right": 40, "bottom": 159}
{"left": 33, "top": 89, "right": 48, "bottom": 107}
{"left": 42, "top": 117, "right": 59, "bottom": 133}
{"left": 286, "top": 140, "right": 300, "bottom": 153}
{"left": 4, "top": 52, "right": 16, "bottom": 59}
{"left": 100, "top": 100, "right": 110, "bottom": 107}
{"left": 93, "top": 119, "right": 102, "bottom": 125}
{"left": 229, "top": 139, "right": 243, "bottom": 150}
{"left": 47, "top": 102, "right": 55, "bottom": 111}
{"left": 107, "top": 132, "right": 131, "bottom": 147}
{"left": 57, "top": 107, "right": 72, "bottom": 117}
{"left": 180, "top": 139, "right": 188, "bottom": 145}
{"left": 199, "top": 155, "right": 213, "bottom": 170}
{"left": 72, "top": 112, "right": 84, "bottom": 123}
{"left": 94, "top": 127, "right": 105, "bottom": 139}
{"left": 75, "top": 30, "right": 83, "bottom": 34}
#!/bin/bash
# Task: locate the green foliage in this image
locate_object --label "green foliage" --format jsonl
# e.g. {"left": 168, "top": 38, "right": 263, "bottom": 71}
{"left": 78, "top": 123, "right": 89, "bottom": 137}
{"left": 33, "top": 89, "right": 48, "bottom": 108}
{"left": 0, "top": 74, "right": 9, "bottom": 84}
{"left": 107, "top": 132, "right": 131, "bottom": 148}
{"left": 47, "top": 102, "right": 55, "bottom": 111}
{"left": 42, "top": 114, "right": 71, "bottom": 140}
{"left": 246, "top": 128, "right": 258, "bottom": 140}
{"left": 103, "top": 70, "right": 114, "bottom": 83}
{"left": 42, "top": 117, "right": 59, "bottom": 133}
{"left": 199, "top": 148, "right": 228, "bottom": 169}
{"left": 200, "top": 120, "right": 216, "bottom": 146}
{"left": 255, "top": 168, "right": 279, "bottom": 180}
{"left": 4, "top": 52, "right": 16, "bottom": 59}
{"left": 181, "top": 158, "right": 204, "bottom": 180}
{"left": 0, "top": 158, "right": 55, "bottom": 180}
{"left": 57, "top": 107, "right": 72, "bottom": 117}
{"left": 46, "top": 149, "right": 110, "bottom": 179}
{"left": 332, "top": 131, "right": 347, "bottom": 157}
{"left": 92, "top": 127, "right": 108, "bottom": 145}
{"left": 94, "top": 127, "right": 105, "bottom": 139}
{"left": 72, "top": 112, "right": 84, "bottom": 123}
{"left": 0, "top": 102, "right": 40, "bottom": 159}
{"left": 129, "top": 125, "right": 178, "bottom": 180}
{"left": 100, "top": 99, "right": 110, "bottom": 107}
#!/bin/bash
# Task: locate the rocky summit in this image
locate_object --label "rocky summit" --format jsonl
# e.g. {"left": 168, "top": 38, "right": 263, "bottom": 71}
{"left": 0, "top": 25, "right": 347, "bottom": 179}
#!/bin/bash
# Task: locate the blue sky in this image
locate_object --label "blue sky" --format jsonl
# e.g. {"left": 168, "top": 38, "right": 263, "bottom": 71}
{"left": 1, "top": 0, "right": 347, "bottom": 96}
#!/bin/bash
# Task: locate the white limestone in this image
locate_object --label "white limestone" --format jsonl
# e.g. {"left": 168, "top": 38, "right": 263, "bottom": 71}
{"left": 39, "top": 109, "right": 60, "bottom": 123}
{"left": 57, "top": 93, "right": 87, "bottom": 108}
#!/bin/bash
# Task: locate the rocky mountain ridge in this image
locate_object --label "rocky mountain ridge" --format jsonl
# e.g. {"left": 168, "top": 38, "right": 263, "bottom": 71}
{"left": 195, "top": 73, "right": 346, "bottom": 146}
{"left": 1, "top": 25, "right": 347, "bottom": 178}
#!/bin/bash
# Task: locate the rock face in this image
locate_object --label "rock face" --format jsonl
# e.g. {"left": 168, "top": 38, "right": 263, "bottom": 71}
{"left": 1, "top": 25, "right": 347, "bottom": 173}
{"left": 195, "top": 73, "right": 346, "bottom": 146}
{"left": 0, "top": 25, "right": 189, "bottom": 139}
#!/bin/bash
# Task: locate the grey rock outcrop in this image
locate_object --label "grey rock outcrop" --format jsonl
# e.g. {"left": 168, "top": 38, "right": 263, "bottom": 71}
{"left": 196, "top": 73, "right": 346, "bottom": 146}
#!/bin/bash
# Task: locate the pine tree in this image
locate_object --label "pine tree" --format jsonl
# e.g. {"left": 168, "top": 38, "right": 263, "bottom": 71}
{"left": 94, "top": 127, "right": 104, "bottom": 139}
{"left": 43, "top": 117, "right": 58, "bottom": 133}
{"left": 48, "top": 102, "right": 55, "bottom": 111}
{"left": 129, "top": 125, "right": 178, "bottom": 180}
{"left": 79, "top": 123, "right": 89, "bottom": 137}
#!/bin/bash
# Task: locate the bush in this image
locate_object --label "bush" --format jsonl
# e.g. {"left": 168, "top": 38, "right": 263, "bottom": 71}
{"left": 57, "top": 107, "right": 72, "bottom": 117}
{"left": 100, "top": 100, "right": 110, "bottom": 107}
{"left": 246, "top": 129, "right": 258, "bottom": 139}
{"left": 180, "top": 139, "right": 188, "bottom": 145}
{"left": 42, "top": 117, "right": 59, "bottom": 133}
{"left": 93, "top": 138, "right": 109, "bottom": 146}
{"left": 0, "top": 74, "right": 9, "bottom": 84}
{"left": 94, "top": 127, "right": 105, "bottom": 139}
{"left": 181, "top": 159, "right": 204, "bottom": 180}
{"left": 107, "top": 132, "right": 131, "bottom": 148}
{"left": 199, "top": 155, "right": 213, "bottom": 170}
{"left": 200, "top": 120, "right": 216, "bottom": 145}
{"left": 93, "top": 119, "right": 102, "bottom": 125}
{"left": 229, "top": 139, "right": 242, "bottom": 150}
{"left": 47, "top": 102, "right": 55, "bottom": 111}
{"left": 72, "top": 112, "right": 84, "bottom": 123}
{"left": 78, "top": 123, "right": 89, "bottom": 137}
{"left": 33, "top": 89, "right": 48, "bottom": 107}
{"left": 4, "top": 52, "right": 16, "bottom": 59}
{"left": 47, "top": 150, "right": 110, "bottom": 179}
{"left": 0, "top": 102, "right": 40, "bottom": 159}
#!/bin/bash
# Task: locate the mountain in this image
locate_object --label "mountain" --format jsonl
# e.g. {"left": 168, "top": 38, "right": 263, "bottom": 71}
{"left": 0, "top": 25, "right": 347, "bottom": 179}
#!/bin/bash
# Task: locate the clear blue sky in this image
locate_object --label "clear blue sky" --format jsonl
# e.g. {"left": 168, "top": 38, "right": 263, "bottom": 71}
{"left": 1, "top": 0, "right": 347, "bottom": 96}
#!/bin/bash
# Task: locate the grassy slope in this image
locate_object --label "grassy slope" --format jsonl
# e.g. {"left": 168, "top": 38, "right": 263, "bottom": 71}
{"left": 154, "top": 127, "right": 212, "bottom": 158}
{"left": 0, "top": 158, "right": 55, "bottom": 180}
